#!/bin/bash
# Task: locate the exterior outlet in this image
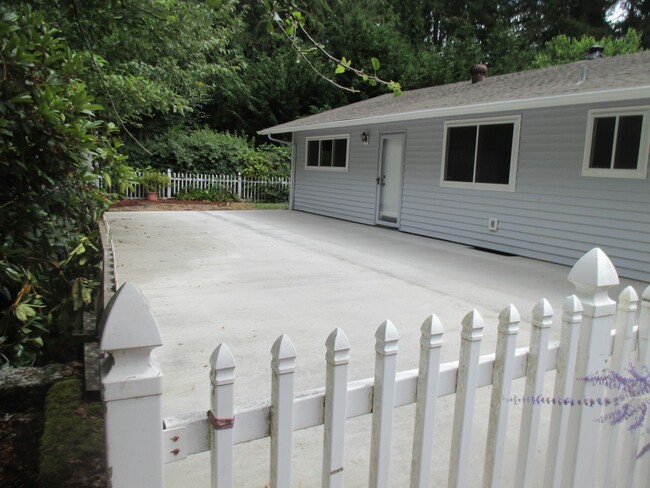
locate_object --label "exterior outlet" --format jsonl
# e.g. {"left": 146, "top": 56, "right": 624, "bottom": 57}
{"left": 488, "top": 218, "right": 499, "bottom": 231}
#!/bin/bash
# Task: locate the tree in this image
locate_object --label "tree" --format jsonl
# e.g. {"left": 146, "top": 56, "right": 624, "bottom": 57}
{"left": 613, "top": 0, "right": 650, "bottom": 48}
{"left": 9, "top": 0, "right": 245, "bottom": 143}
{"left": 532, "top": 28, "right": 643, "bottom": 67}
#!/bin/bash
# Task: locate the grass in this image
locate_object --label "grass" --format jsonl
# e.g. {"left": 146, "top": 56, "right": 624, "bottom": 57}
{"left": 40, "top": 379, "right": 105, "bottom": 487}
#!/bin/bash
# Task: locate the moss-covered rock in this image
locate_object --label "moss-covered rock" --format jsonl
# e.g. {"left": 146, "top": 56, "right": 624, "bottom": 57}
{"left": 0, "top": 363, "right": 80, "bottom": 413}
{"left": 40, "top": 379, "right": 106, "bottom": 487}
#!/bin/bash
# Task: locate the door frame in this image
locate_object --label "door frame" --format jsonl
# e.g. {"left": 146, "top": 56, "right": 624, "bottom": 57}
{"left": 375, "top": 131, "right": 406, "bottom": 227}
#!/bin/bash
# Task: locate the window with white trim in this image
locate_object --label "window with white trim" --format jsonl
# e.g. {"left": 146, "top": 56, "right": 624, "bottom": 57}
{"left": 440, "top": 116, "right": 520, "bottom": 191}
{"left": 582, "top": 107, "right": 649, "bottom": 179}
{"left": 305, "top": 136, "right": 349, "bottom": 171}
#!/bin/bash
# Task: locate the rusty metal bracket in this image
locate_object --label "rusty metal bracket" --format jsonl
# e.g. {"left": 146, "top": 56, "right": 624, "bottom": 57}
{"left": 207, "top": 410, "right": 234, "bottom": 430}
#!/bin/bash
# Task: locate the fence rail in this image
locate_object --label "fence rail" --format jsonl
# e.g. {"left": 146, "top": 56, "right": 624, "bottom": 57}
{"left": 103, "top": 170, "right": 290, "bottom": 203}
{"left": 99, "top": 248, "right": 650, "bottom": 487}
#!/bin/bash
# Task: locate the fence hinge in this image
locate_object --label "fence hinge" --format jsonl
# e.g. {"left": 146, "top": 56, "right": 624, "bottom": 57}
{"left": 207, "top": 410, "right": 235, "bottom": 430}
{"left": 162, "top": 426, "right": 187, "bottom": 463}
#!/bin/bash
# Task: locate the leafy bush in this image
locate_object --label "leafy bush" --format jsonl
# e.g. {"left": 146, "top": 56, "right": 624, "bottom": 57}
{"left": 241, "top": 143, "right": 291, "bottom": 179}
{"left": 139, "top": 169, "right": 171, "bottom": 192}
{"left": 255, "top": 184, "right": 290, "bottom": 203}
{"left": 142, "top": 127, "right": 253, "bottom": 174}
{"left": 0, "top": 8, "right": 121, "bottom": 365}
{"left": 129, "top": 126, "right": 291, "bottom": 178}
{"left": 175, "top": 187, "right": 238, "bottom": 202}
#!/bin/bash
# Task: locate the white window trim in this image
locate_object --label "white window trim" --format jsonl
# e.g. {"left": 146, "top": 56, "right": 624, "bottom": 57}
{"left": 305, "top": 134, "right": 350, "bottom": 172}
{"left": 581, "top": 106, "right": 650, "bottom": 179}
{"left": 440, "top": 115, "right": 521, "bottom": 192}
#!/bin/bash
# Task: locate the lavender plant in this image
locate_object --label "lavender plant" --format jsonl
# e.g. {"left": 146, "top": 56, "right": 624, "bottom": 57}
{"left": 510, "top": 365, "right": 650, "bottom": 458}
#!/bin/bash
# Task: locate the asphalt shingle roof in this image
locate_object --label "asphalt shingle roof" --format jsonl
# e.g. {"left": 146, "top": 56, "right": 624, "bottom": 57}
{"left": 260, "top": 50, "right": 650, "bottom": 134}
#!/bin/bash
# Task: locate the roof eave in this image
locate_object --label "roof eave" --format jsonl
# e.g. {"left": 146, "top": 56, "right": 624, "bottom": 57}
{"left": 258, "top": 86, "right": 650, "bottom": 135}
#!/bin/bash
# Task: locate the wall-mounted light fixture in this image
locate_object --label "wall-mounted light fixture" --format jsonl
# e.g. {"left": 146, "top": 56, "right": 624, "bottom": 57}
{"left": 361, "top": 131, "right": 369, "bottom": 145}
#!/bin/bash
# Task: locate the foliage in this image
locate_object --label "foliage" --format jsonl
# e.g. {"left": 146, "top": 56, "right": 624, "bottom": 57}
{"left": 241, "top": 144, "right": 291, "bottom": 179}
{"left": 40, "top": 379, "right": 105, "bottom": 487}
{"left": 139, "top": 169, "right": 171, "bottom": 192}
{"left": 11, "top": 0, "right": 245, "bottom": 129}
{"left": 175, "top": 187, "right": 238, "bottom": 202}
{"left": 132, "top": 126, "right": 291, "bottom": 176}
{"left": 254, "top": 184, "right": 290, "bottom": 203}
{"left": 533, "top": 29, "right": 643, "bottom": 67}
{"left": 0, "top": 8, "right": 120, "bottom": 365}
{"left": 511, "top": 365, "right": 650, "bottom": 458}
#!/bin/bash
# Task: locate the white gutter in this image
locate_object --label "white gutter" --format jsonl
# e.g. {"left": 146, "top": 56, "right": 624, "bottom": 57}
{"left": 265, "top": 133, "right": 292, "bottom": 145}
{"left": 258, "top": 85, "right": 650, "bottom": 135}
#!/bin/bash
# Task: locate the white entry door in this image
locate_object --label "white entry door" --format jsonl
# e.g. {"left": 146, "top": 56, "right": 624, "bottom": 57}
{"left": 376, "top": 133, "right": 405, "bottom": 226}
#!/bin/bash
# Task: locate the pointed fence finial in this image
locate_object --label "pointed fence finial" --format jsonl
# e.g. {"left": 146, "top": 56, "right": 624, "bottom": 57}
{"left": 420, "top": 314, "right": 444, "bottom": 348}
{"left": 210, "top": 343, "right": 236, "bottom": 386}
{"left": 562, "top": 295, "right": 583, "bottom": 322}
{"left": 326, "top": 328, "right": 350, "bottom": 365}
{"left": 461, "top": 309, "right": 484, "bottom": 341}
{"left": 271, "top": 334, "right": 297, "bottom": 374}
{"left": 568, "top": 248, "right": 618, "bottom": 314}
{"left": 532, "top": 299, "right": 553, "bottom": 328}
{"left": 99, "top": 282, "right": 162, "bottom": 352}
{"left": 498, "top": 304, "right": 520, "bottom": 335}
{"left": 617, "top": 286, "right": 639, "bottom": 312}
{"left": 375, "top": 320, "right": 399, "bottom": 355}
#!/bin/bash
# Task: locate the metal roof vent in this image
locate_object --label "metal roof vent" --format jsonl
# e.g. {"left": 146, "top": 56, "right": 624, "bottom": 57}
{"left": 586, "top": 45, "right": 604, "bottom": 60}
{"left": 470, "top": 64, "right": 487, "bottom": 84}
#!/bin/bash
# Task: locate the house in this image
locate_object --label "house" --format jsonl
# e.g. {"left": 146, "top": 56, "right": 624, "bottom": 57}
{"left": 259, "top": 50, "right": 650, "bottom": 281}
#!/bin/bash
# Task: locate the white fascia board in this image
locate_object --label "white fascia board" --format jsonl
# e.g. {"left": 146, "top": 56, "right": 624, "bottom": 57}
{"left": 258, "top": 86, "right": 650, "bottom": 135}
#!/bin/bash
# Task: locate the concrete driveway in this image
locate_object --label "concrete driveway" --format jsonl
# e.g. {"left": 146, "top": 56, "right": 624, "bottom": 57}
{"left": 105, "top": 209, "right": 643, "bottom": 487}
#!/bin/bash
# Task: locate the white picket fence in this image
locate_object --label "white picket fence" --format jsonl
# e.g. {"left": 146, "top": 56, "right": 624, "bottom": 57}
{"left": 108, "top": 170, "right": 290, "bottom": 202}
{"left": 99, "top": 248, "right": 650, "bottom": 487}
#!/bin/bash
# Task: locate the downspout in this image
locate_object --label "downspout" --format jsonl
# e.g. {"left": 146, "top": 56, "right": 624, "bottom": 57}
{"left": 266, "top": 133, "right": 296, "bottom": 210}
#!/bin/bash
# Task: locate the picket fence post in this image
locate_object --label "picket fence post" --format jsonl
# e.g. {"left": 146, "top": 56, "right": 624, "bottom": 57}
{"left": 483, "top": 305, "right": 520, "bottom": 488}
{"left": 236, "top": 172, "right": 242, "bottom": 200}
{"left": 598, "top": 287, "right": 638, "bottom": 486}
{"left": 270, "top": 335, "right": 296, "bottom": 488}
{"left": 562, "top": 248, "right": 619, "bottom": 487}
{"left": 99, "top": 282, "right": 163, "bottom": 488}
{"left": 210, "top": 343, "right": 236, "bottom": 488}
{"left": 449, "top": 310, "right": 484, "bottom": 488}
{"left": 632, "top": 286, "right": 650, "bottom": 487}
{"left": 515, "top": 299, "right": 553, "bottom": 486}
{"left": 544, "top": 295, "right": 582, "bottom": 488}
{"left": 410, "top": 315, "right": 444, "bottom": 488}
{"left": 322, "top": 328, "right": 350, "bottom": 488}
{"left": 369, "top": 320, "right": 399, "bottom": 488}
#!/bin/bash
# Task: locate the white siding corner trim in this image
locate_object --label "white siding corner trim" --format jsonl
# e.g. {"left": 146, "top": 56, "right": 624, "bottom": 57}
{"left": 581, "top": 106, "right": 650, "bottom": 179}
{"left": 439, "top": 115, "right": 521, "bottom": 192}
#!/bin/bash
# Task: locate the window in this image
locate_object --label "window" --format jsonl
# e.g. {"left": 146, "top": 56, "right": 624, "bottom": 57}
{"left": 441, "top": 116, "right": 520, "bottom": 191}
{"left": 582, "top": 108, "right": 649, "bottom": 179}
{"left": 306, "top": 136, "right": 349, "bottom": 171}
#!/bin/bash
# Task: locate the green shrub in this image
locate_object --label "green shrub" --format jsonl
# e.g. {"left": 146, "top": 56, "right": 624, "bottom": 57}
{"left": 175, "top": 186, "right": 238, "bottom": 202}
{"left": 241, "top": 144, "right": 291, "bottom": 179}
{"left": 129, "top": 127, "right": 291, "bottom": 178}
{"left": 144, "top": 127, "right": 253, "bottom": 174}
{"left": 0, "top": 8, "right": 122, "bottom": 365}
{"left": 255, "top": 184, "right": 290, "bottom": 203}
{"left": 139, "top": 169, "right": 171, "bottom": 192}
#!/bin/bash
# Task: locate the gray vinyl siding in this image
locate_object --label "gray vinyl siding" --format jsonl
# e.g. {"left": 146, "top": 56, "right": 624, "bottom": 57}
{"left": 292, "top": 100, "right": 650, "bottom": 281}
{"left": 293, "top": 128, "right": 379, "bottom": 225}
